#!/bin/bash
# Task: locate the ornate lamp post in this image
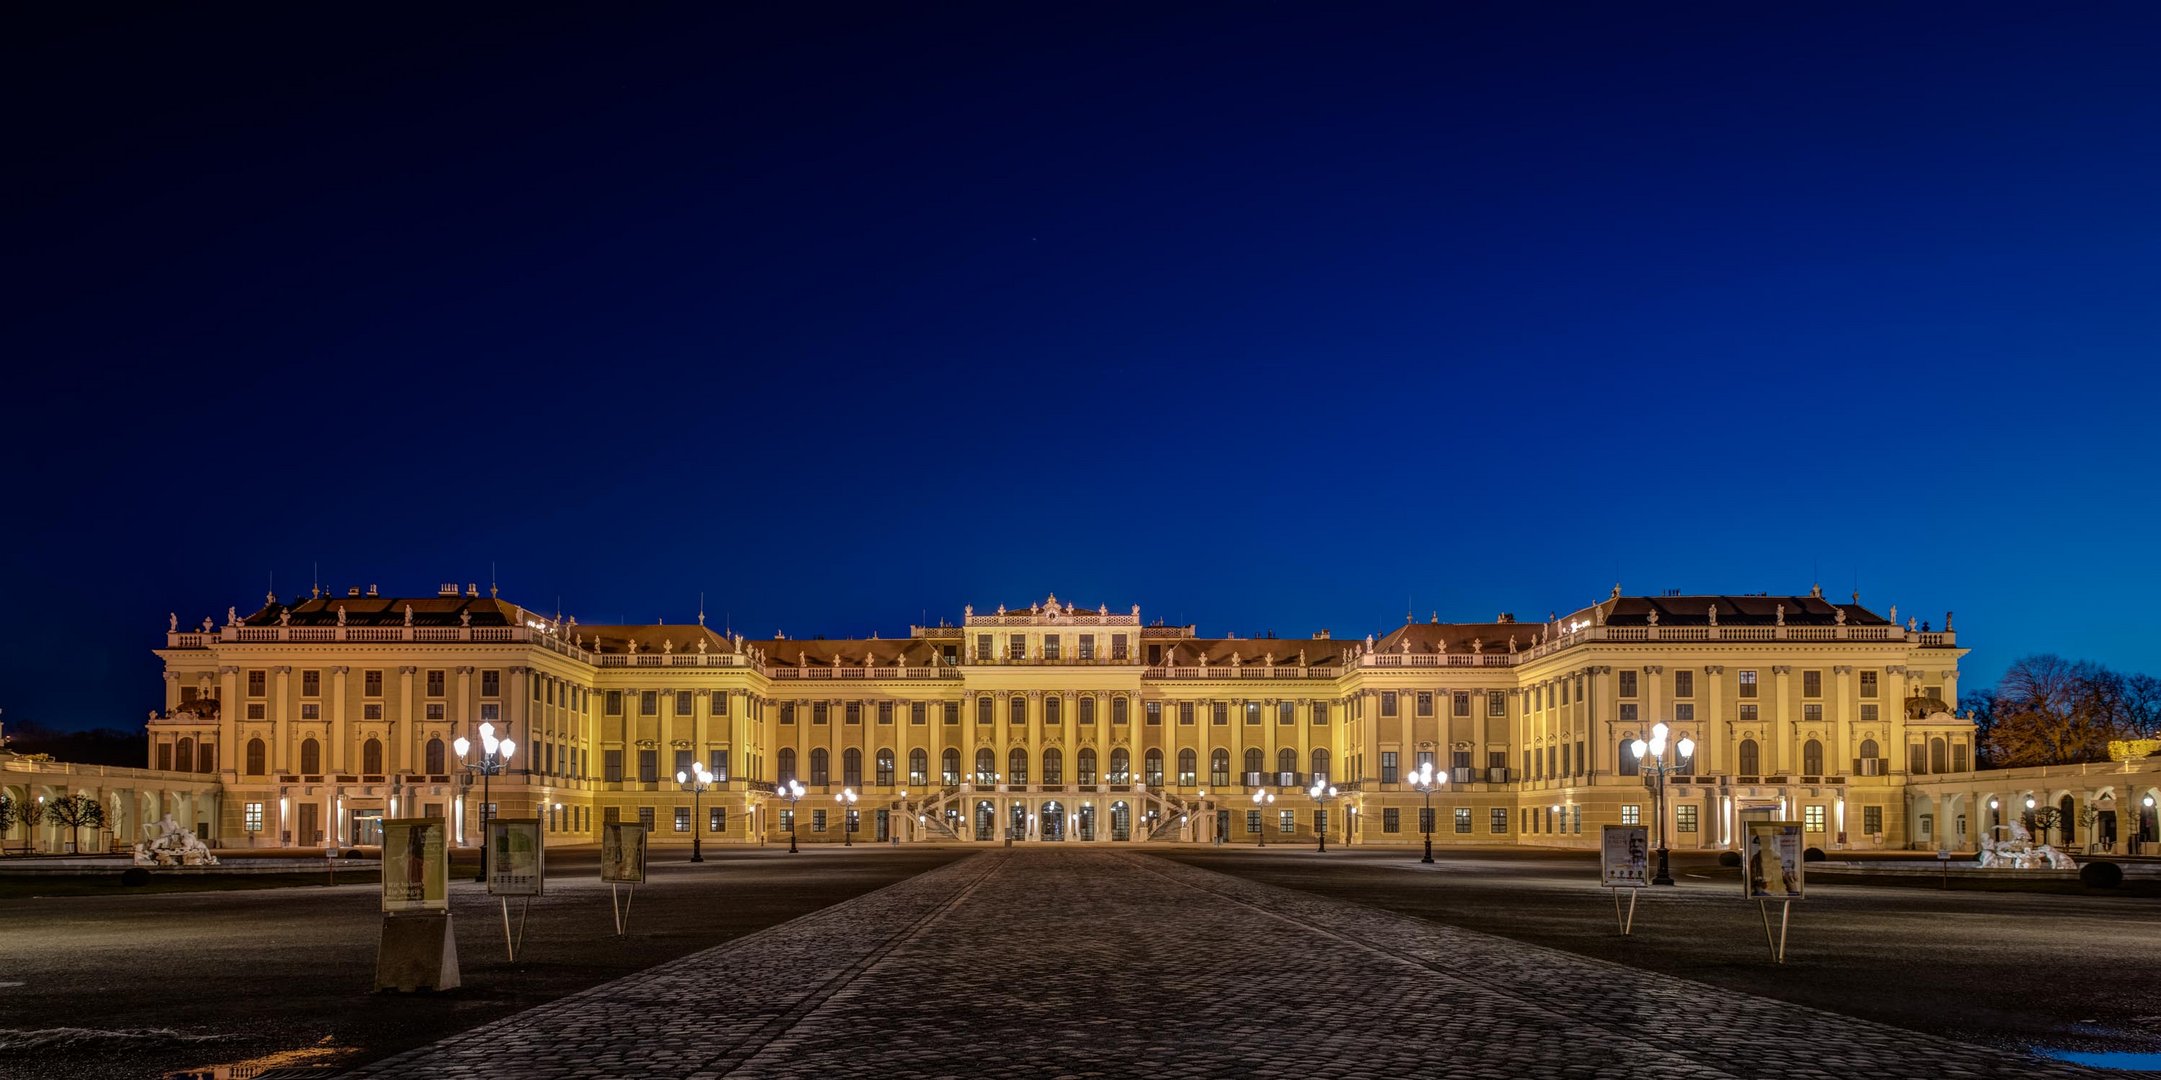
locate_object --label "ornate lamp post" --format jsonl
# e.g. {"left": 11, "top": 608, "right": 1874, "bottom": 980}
{"left": 1628, "top": 722, "right": 1694, "bottom": 886}
{"left": 1251, "top": 789, "right": 1275, "bottom": 847}
{"left": 1408, "top": 759, "right": 1447, "bottom": 864}
{"left": 453, "top": 722, "right": 516, "bottom": 883}
{"left": 837, "top": 787, "right": 859, "bottom": 847}
{"left": 1308, "top": 780, "right": 1339, "bottom": 853}
{"left": 676, "top": 761, "right": 712, "bottom": 863}
{"left": 784, "top": 779, "right": 806, "bottom": 853}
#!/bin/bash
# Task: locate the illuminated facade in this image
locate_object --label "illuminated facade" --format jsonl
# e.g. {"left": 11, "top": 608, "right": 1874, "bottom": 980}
{"left": 146, "top": 585, "right": 1977, "bottom": 852}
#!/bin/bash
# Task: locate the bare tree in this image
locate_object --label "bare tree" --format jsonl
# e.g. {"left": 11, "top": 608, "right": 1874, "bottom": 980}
{"left": 1985, "top": 655, "right": 2130, "bottom": 766}
{"left": 44, "top": 794, "right": 107, "bottom": 855}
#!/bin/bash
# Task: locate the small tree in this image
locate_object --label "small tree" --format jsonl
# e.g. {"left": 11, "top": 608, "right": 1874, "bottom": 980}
{"left": 21, "top": 799, "right": 45, "bottom": 852}
{"left": 2029, "top": 805, "right": 2064, "bottom": 846}
{"left": 44, "top": 794, "right": 106, "bottom": 855}
{"left": 0, "top": 794, "right": 16, "bottom": 841}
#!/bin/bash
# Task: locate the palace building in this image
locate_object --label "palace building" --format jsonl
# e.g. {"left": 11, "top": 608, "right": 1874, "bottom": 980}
{"left": 131, "top": 583, "right": 1990, "bottom": 855}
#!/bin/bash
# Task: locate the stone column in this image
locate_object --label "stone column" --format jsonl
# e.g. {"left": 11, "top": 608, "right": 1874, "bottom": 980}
{"left": 1771, "top": 666, "right": 1793, "bottom": 774}
{"left": 271, "top": 666, "right": 292, "bottom": 772}
{"left": 331, "top": 667, "right": 350, "bottom": 772}
{"left": 510, "top": 667, "right": 531, "bottom": 777}
{"left": 217, "top": 666, "right": 241, "bottom": 781}
{"left": 1700, "top": 666, "right": 1725, "bottom": 775}
{"left": 397, "top": 667, "right": 418, "bottom": 774}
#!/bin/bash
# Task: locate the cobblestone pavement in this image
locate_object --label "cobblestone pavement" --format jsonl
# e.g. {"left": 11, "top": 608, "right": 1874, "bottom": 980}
{"left": 350, "top": 849, "right": 2096, "bottom": 1079}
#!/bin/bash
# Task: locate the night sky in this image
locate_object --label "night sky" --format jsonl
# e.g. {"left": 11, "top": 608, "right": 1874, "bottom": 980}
{"left": 9, "top": 4, "right": 2159, "bottom": 732}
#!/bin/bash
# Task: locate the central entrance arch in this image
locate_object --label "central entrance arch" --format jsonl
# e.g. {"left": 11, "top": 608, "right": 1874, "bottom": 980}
{"left": 974, "top": 800, "right": 996, "bottom": 841}
{"left": 1042, "top": 800, "right": 1065, "bottom": 841}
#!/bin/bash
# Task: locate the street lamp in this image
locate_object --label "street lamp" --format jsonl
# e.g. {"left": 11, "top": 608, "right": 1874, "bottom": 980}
{"left": 1308, "top": 780, "right": 1338, "bottom": 853}
{"left": 783, "top": 779, "right": 806, "bottom": 853}
{"left": 1408, "top": 759, "right": 1447, "bottom": 864}
{"left": 837, "top": 787, "right": 859, "bottom": 847}
{"left": 1628, "top": 722, "right": 1694, "bottom": 886}
{"left": 453, "top": 722, "right": 516, "bottom": 884}
{"left": 1251, "top": 789, "right": 1275, "bottom": 847}
{"left": 676, "top": 761, "right": 712, "bottom": 863}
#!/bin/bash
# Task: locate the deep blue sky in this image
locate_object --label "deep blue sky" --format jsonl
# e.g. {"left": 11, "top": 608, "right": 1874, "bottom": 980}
{"left": 8, "top": 4, "right": 2159, "bottom": 731}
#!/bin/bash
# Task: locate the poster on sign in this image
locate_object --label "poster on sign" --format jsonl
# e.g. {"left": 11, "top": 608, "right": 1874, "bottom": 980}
{"left": 487, "top": 819, "right": 544, "bottom": 897}
{"left": 601, "top": 822, "right": 648, "bottom": 885}
{"left": 381, "top": 817, "right": 448, "bottom": 913}
{"left": 1743, "top": 821, "right": 1805, "bottom": 900}
{"left": 1600, "top": 825, "right": 1650, "bottom": 888}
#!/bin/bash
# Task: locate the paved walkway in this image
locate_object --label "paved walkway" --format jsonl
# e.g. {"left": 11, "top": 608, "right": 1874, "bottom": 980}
{"left": 350, "top": 850, "right": 2095, "bottom": 1079}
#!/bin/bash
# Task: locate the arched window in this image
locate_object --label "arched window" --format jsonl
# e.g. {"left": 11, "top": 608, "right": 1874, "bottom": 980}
{"left": 1078, "top": 747, "right": 1098, "bottom": 785}
{"left": 198, "top": 743, "right": 216, "bottom": 772}
{"left": 1929, "top": 737, "right": 1948, "bottom": 774}
{"left": 843, "top": 748, "right": 862, "bottom": 786}
{"left": 1737, "top": 739, "right": 1760, "bottom": 776}
{"left": 941, "top": 747, "right": 960, "bottom": 785}
{"left": 424, "top": 738, "right": 445, "bottom": 774}
{"left": 810, "top": 748, "right": 830, "bottom": 785}
{"left": 1210, "top": 748, "right": 1230, "bottom": 788}
{"left": 1277, "top": 747, "right": 1297, "bottom": 779}
{"left": 975, "top": 748, "right": 996, "bottom": 786}
{"left": 1009, "top": 747, "right": 1029, "bottom": 784}
{"left": 1110, "top": 747, "right": 1131, "bottom": 783}
{"left": 1079, "top": 696, "right": 1095, "bottom": 724}
{"left": 363, "top": 738, "right": 384, "bottom": 775}
{"left": 1311, "top": 748, "right": 1330, "bottom": 784}
{"left": 1244, "top": 747, "right": 1263, "bottom": 781}
{"left": 1009, "top": 696, "right": 1026, "bottom": 725}
{"left": 908, "top": 748, "right": 927, "bottom": 786}
{"left": 875, "top": 749, "right": 894, "bottom": 786}
{"left": 1859, "top": 738, "right": 1880, "bottom": 765}
{"left": 1177, "top": 748, "right": 1197, "bottom": 785}
{"left": 1802, "top": 739, "right": 1824, "bottom": 776}
{"left": 1619, "top": 739, "right": 1641, "bottom": 777}
{"left": 778, "top": 747, "right": 798, "bottom": 783}
{"left": 1043, "top": 747, "right": 1063, "bottom": 784}
{"left": 1045, "top": 696, "right": 1061, "bottom": 725}
{"left": 1144, "top": 749, "right": 1164, "bottom": 787}
{"left": 2060, "top": 795, "right": 2077, "bottom": 844}
{"left": 176, "top": 737, "right": 194, "bottom": 772}
{"left": 300, "top": 738, "right": 322, "bottom": 775}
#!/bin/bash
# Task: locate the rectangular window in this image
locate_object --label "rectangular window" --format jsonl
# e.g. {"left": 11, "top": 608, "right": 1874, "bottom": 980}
{"left": 1453, "top": 808, "right": 1470, "bottom": 833}
{"left": 1418, "top": 806, "right": 1435, "bottom": 834}
{"left": 1415, "top": 692, "right": 1433, "bottom": 717}
{"left": 364, "top": 670, "right": 383, "bottom": 696}
{"left": 1009, "top": 634, "right": 1026, "bottom": 660}
{"left": 425, "top": 703, "right": 445, "bottom": 721}
{"left": 944, "top": 702, "right": 960, "bottom": 725}
{"left": 712, "top": 691, "right": 729, "bottom": 715}
{"left": 675, "top": 807, "right": 691, "bottom": 832}
{"left": 1675, "top": 805, "right": 1698, "bottom": 833}
{"left": 301, "top": 670, "right": 321, "bottom": 696}
{"left": 1380, "top": 751, "right": 1399, "bottom": 784}
{"left": 603, "top": 750, "right": 624, "bottom": 782}
{"left": 1804, "top": 805, "right": 1827, "bottom": 833}
{"left": 673, "top": 749, "right": 693, "bottom": 777}
{"left": 1739, "top": 704, "right": 1759, "bottom": 722}
{"left": 779, "top": 809, "right": 795, "bottom": 834}
{"left": 814, "top": 703, "right": 829, "bottom": 725}
{"left": 908, "top": 702, "right": 925, "bottom": 725}
{"left": 1246, "top": 809, "right": 1262, "bottom": 835}
{"left": 482, "top": 670, "right": 501, "bottom": 696}
{"left": 710, "top": 749, "right": 727, "bottom": 779}
{"left": 1739, "top": 670, "right": 1758, "bottom": 698}
{"left": 1146, "top": 701, "right": 1161, "bottom": 725}
{"left": 638, "top": 750, "right": 658, "bottom": 783}
{"left": 1043, "top": 635, "right": 1060, "bottom": 660}
{"left": 1010, "top": 696, "right": 1027, "bottom": 725}
{"left": 1112, "top": 634, "right": 1129, "bottom": 660}
{"left": 1619, "top": 703, "right": 1638, "bottom": 722}
{"left": 1620, "top": 805, "right": 1641, "bottom": 825}
{"left": 1452, "top": 691, "right": 1471, "bottom": 717}
{"left": 479, "top": 702, "right": 500, "bottom": 722}
{"left": 364, "top": 703, "right": 383, "bottom": 720}
{"left": 1489, "top": 807, "right": 1508, "bottom": 834}
{"left": 1674, "top": 703, "right": 1694, "bottom": 722}
{"left": 1180, "top": 702, "right": 1195, "bottom": 726}
{"left": 1803, "top": 703, "right": 1823, "bottom": 722}
{"left": 1279, "top": 701, "right": 1294, "bottom": 725}
{"left": 1618, "top": 670, "right": 1638, "bottom": 697}
{"left": 812, "top": 809, "right": 827, "bottom": 832}
{"left": 427, "top": 670, "right": 445, "bottom": 696}
{"left": 300, "top": 703, "right": 320, "bottom": 720}
{"left": 243, "top": 670, "right": 265, "bottom": 697}
{"left": 1279, "top": 809, "right": 1296, "bottom": 834}
{"left": 780, "top": 703, "right": 796, "bottom": 724}
{"left": 1803, "top": 670, "right": 1823, "bottom": 697}
{"left": 1382, "top": 808, "right": 1401, "bottom": 833}
{"left": 978, "top": 696, "right": 994, "bottom": 725}
{"left": 640, "top": 691, "right": 658, "bottom": 717}
{"left": 976, "top": 634, "right": 993, "bottom": 660}
{"left": 709, "top": 807, "right": 725, "bottom": 832}
{"left": 1381, "top": 692, "right": 1398, "bottom": 717}
{"left": 1859, "top": 671, "right": 1878, "bottom": 697}
{"left": 1244, "top": 701, "right": 1260, "bottom": 724}
{"left": 846, "top": 702, "right": 862, "bottom": 725}
{"left": 1863, "top": 806, "right": 1884, "bottom": 836}
{"left": 1312, "top": 701, "right": 1328, "bottom": 726}
{"left": 1212, "top": 702, "right": 1228, "bottom": 726}
{"left": 243, "top": 802, "right": 265, "bottom": 832}
{"left": 1488, "top": 691, "right": 1506, "bottom": 718}
{"left": 1673, "top": 670, "right": 1693, "bottom": 697}
{"left": 1860, "top": 703, "right": 1879, "bottom": 722}
{"left": 676, "top": 690, "right": 694, "bottom": 716}
{"left": 606, "top": 690, "right": 623, "bottom": 715}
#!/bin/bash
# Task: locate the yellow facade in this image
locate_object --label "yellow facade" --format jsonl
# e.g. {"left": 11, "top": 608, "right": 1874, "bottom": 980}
{"left": 146, "top": 585, "right": 1973, "bottom": 852}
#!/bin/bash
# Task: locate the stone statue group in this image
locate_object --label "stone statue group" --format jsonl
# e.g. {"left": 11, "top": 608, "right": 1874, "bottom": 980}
{"left": 132, "top": 814, "right": 220, "bottom": 867}
{"left": 1975, "top": 821, "right": 2076, "bottom": 870}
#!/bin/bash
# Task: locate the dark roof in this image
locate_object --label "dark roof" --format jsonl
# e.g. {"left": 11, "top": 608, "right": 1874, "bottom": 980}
{"left": 748, "top": 638, "right": 946, "bottom": 667}
{"left": 1583, "top": 595, "right": 1888, "bottom": 628}
{"left": 1372, "top": 622, "right": 1532, "bottom": 655}
{"left": 247, "top": 596, "right": 525, "bottom": 628}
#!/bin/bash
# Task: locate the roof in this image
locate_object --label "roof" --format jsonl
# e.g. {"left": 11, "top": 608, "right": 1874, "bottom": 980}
{"left": 1579, "top": 594, "right": 1889, "bottom": 628}
{"left": 246, "top": 596, "right": 525, "bottom": 628}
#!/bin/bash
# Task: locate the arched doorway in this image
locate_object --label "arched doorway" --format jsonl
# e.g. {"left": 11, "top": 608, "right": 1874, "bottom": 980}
{"left": 1078, "top": 802, "right": 1096, "bottom": 841}
{"left": 973, "top": 800, "right": 996, "bottom": 841}
{"left": 1110, "top": 800, "right": 1132, "bottom": 841}
{"left": 1042, "top": 800, "right": 1065, "bottom": 841}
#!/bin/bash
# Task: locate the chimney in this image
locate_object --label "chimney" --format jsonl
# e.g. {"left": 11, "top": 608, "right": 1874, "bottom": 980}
{"left": 467, "top": 583, "right": 479, "bottom": 598}
{"left": 439, "top": 583, "right": 459, "bottom": 596}
{"left": 346, "top": 587, "right": 361, "bottom": 597}
{"left": 366, "top": 584, "right": 378, "bottom": 597}
{"left": 1312, "top": 629, "right": 1331, "bottom": 640}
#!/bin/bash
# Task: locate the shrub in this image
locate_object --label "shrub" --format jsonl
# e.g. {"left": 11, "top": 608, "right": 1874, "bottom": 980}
{"left": 1718, "top": 851, "right": 1741, "bottom": 868}
{"left": 2079, "top": 861, "right": 2124, "bottom": 889}
{"left": 1804, "top": 847, "right": 1827, "bottom": 862}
